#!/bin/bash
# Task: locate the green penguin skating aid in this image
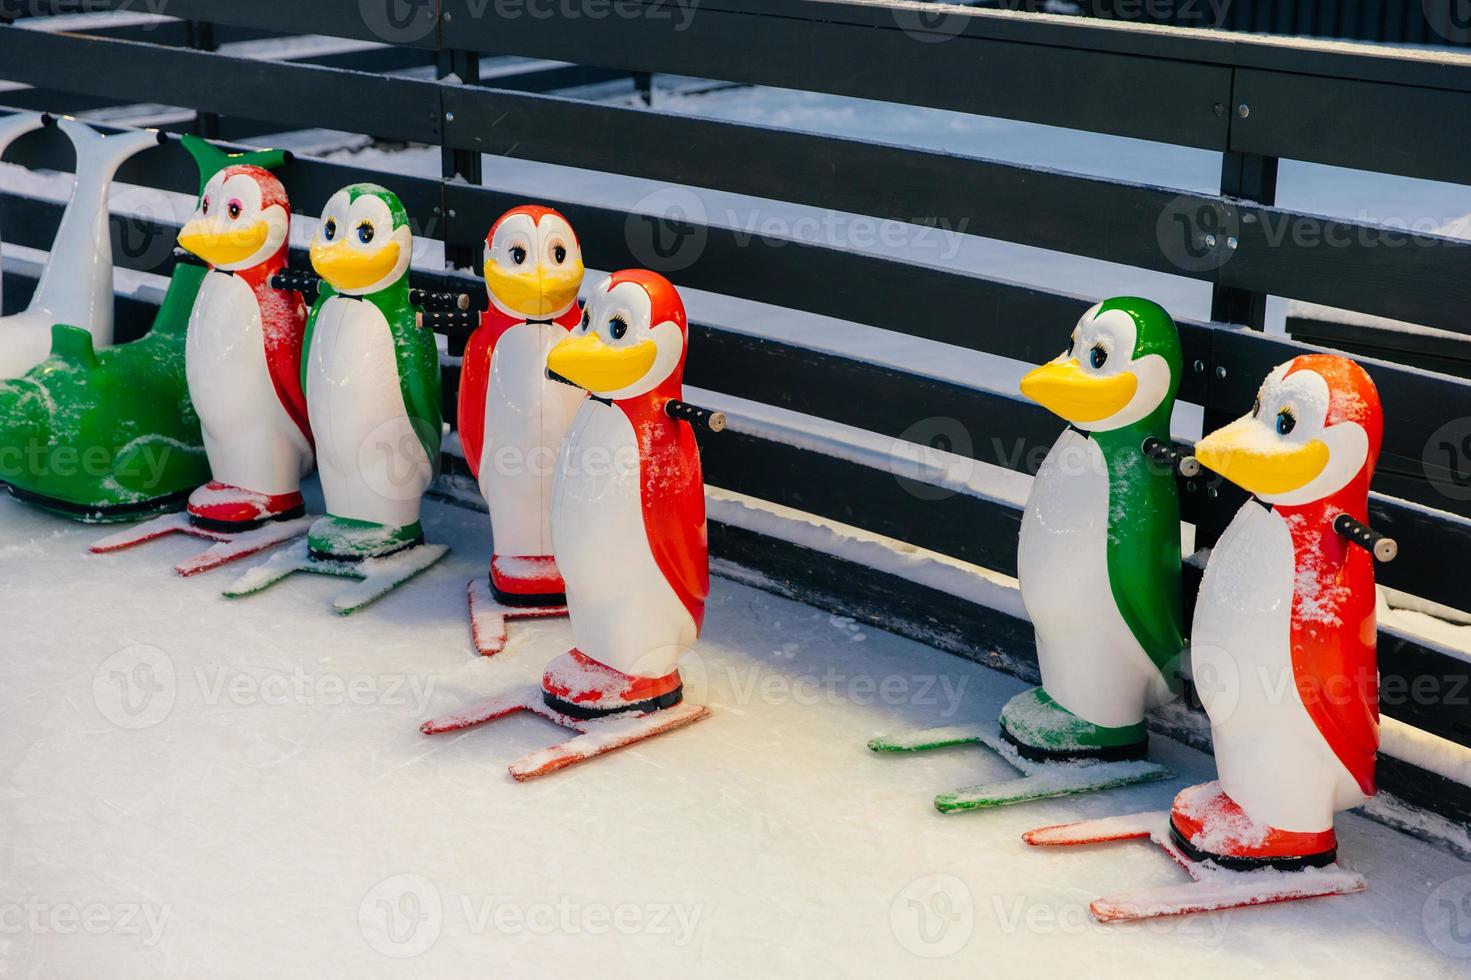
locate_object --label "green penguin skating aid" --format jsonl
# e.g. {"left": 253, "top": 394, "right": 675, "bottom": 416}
{"left": 222, "top": 183, "right": 448, "bottom": 614}
{"left": 869, "top": 297, "right": 1187, "bottom": 810}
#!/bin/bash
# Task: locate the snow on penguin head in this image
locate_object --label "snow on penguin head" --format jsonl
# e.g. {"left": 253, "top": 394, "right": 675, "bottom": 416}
{"left": 1019, "top": 297, "right": 1180, "bottom": 432}
{"left": 546, "top": 269, "right": 687, "bottom": 402}
{"left": 483, "top": 205, "right": 583, "bottom": 320}
{"left": 177, "top": 164, "right": 289, "bottom": 272}
{"left": 309, "top": 183, "right": 413, "bottom": 296}
{"left": 1195, "top": 354, "right": 1382, "bottom": 507}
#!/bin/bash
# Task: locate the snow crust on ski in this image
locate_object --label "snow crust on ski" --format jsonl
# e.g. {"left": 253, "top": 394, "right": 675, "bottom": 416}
{"left": 1025, "top": 812, "right": 1366, "bottom": 921}
{"left": 869, "top": 724, "right": 1170, "bottom": 811}
{"left": 1023, "top": 811, "right": 1158, "bottom": 846}
{"left": 223, "top": 540, "right": 449, "bottom": 614}
{"left": 90, "top": 511, "right": 198, "bottom": 553}
{"left": 90, "top": 511, "right": 315, "bottom": 576}
{"left": 466, "top": 577, "right": 567, "bottom": 657}
{"left": 421, "top": 686, "right": 709, "bottom": 780}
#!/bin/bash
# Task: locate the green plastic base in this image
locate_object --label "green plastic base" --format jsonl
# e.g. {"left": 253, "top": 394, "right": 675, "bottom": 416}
{"left": 307, "top": 515, "right": 425, "bottom": 561}
{"left": 0, "top": 264, "right": 210, "bottom": 519}
{"left": 997, "top": 687, "right": 1148, "bottom": 762}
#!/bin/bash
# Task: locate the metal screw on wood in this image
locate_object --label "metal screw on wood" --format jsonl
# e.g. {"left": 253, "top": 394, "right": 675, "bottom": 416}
{"left": 1194, "top": 359, "right": 1206, "bottom": 373}
{"left": 1213, "top": 102, "right": 1224, "bottom": 116}
{"left": 445, "top": 111, "right": 455, "bottom": 122}
{"left": 1226, "top": 236, "right": 1238, "bottom": 249}
{"left": 1205, "top": 234, "right": 1217, "bottom": 248}
{"left": 1215, "top": 366, "right": 1227, "bottom": 379}
{"left": 1237, "top": 103, "right": 1250, "bottom": 117}
{"left": 443, "top": 11, "right": 452, "bottom": 20}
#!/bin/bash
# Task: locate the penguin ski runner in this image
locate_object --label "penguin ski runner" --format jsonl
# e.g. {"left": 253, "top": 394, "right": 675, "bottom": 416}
{"left": 422, "top": 270, "right": 721, "bottom": 779}
{"left": 869, "top": 298, "right": 1187, "bottom": 810}
{"left": 225, "top": 183, "right": 446, "bottom": 614}
{"left": 90, "top": 136, "right": 316, "bottom": 575}
{"left": 457, "top": 206, "right": 586, "bottom": 655}
{"left": 1027, "top": 354, "right": 1387, "bottom": 921}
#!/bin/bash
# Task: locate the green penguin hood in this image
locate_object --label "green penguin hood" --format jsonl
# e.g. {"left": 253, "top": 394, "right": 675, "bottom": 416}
{"left": 1091, "top": 296, "right": 1182, "bottom": 434}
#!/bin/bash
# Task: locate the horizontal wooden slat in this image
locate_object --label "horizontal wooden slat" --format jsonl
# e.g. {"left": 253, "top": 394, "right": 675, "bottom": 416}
{"left": 0, "top": 28, "right": 441, "bottom": 144}
{"left": 687, "top": 327, "right": 1059, "bottom": 473}
{"left": 699, "top": 428, "right": 1026, "bottom": 575}
{"left": 442, "top": 0, "right": 1233, "bottom": 150}
{"left": 24, "top": 0, "right": 439, "bottom": 48}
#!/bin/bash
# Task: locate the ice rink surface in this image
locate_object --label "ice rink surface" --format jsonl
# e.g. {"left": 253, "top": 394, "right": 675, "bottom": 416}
{"left": 1, "top": 486, "right": 1468, "bottom": 978}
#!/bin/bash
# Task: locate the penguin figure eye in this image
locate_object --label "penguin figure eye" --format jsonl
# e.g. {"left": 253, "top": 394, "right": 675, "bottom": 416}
{"left": 1089, "top": 343, "right": 1108, "bottom": 369}
{"left": 227, "top": 199, "right": 243, "bottom": 220}
{"left": 553, "top": 244, "right": 567, "bottom": 264}
{"left": 608, "top": 316, "right": 628, "bottom": 341}
{"left": 201, "top": 196, "right": 210, "bottom": 216}
{"left": 1276, "top": 408, "right": 1296, "bottom": 436}
{"left": 580, "top": 310, "right": 590, "bottom": 332}
{"left": 510, "top": 244, "right": 528, "bottom": 265}
{"left": 357, "top": 220, "right": 375, "bottom": 245}
{"left": 323, "top": 218, "right": 337, "bottom": 241}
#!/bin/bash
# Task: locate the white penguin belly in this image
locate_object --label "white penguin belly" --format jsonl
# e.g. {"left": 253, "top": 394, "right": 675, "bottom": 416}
{"left": 552, "top": 401, "right": 696, "bottom": 678}
{"left": 1017, "top": 428, "right": 1171, "bottom": 729}
{"left": 305, "top": 296, "right": 430, "bottom": 528}
{"left": 1192, "top": 503, "right": 1363, "bottom": 833}
{"left": 479, "top": 321, "right": 583, "bottom": 557}
{"left": 185, "top": 271, "right": 312, "bottom": 494}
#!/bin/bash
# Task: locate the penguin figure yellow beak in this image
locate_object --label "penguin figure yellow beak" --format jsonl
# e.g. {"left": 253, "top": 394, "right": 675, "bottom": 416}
{"left": 310, "top": 239, "right": 401, "bottom": 292}
{"left": 1194, "top": 416, "right": 1330, "bottom": 496}
{"left": 486, "top": 259, "right": 584, "bottom": 317}
{"left": 548, "top": 332, "right": 657, "bottom": 394}
{"left": 1020, "top": 358, "right": 1137, "bottom": 424}
{"left": 178, "top": 218, "right": 269, "bottom": 267}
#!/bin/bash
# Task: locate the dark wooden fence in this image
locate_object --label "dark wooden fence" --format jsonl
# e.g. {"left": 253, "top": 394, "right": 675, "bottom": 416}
{"left": 1075, "top": 0, "right": 1471, "bottom": 48}
{"left": 1, "top": 1, "right": 1468, "bottom": 832}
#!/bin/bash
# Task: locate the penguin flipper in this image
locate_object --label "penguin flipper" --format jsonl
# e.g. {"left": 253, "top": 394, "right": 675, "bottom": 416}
{"left": 394, "top": 312, "right": 444, "bottom": 469}
{"left": 299, "top": 283, "right": 335, "bottom": 395}
{"left": 257, "top": 279, "right": 312, "bottom": 445}
{"left": 456, "top": 310, "right": 496, "bottom": 481}
{"left": 1293, "top": 551, "right": 1380, "bottom": 797}
{"left": 640, "top": 407, "right": 710, "bottom": 633}
{"left": 1101, "top": 430, "right": 1186, "bottom": 684}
